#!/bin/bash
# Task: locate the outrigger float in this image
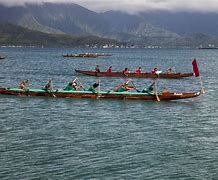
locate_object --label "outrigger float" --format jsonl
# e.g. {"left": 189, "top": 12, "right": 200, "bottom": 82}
{"left": 0, "top": 87, "right": 201, "bottom": 101}
{"left": 75, "top": 69, "right": 194, "bottom": 79}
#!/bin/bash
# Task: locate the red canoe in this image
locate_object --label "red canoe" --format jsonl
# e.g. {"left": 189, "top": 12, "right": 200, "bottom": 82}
{"left": 75, "top": 69, "right": 194, "bottom": 79}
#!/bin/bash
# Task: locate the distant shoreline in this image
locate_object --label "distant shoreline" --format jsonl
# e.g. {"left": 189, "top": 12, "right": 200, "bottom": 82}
{"left": 198, "top": 47, "right": 218, "bottom": 49}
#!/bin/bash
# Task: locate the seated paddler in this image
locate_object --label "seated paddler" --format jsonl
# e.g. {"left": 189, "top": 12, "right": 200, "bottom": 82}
{"left": 95, "top": 64, "right": 100, "bottom": 72}
{"left": 167, "top": 67, "right": 175, "bottom": 74}
{"left": 43, "top": 79, "right": 53, "bottom": 91}
{"left": 135, "top": 67, "right": 142, "bottom": 73}
{"left": 19, "top": 79, "right": 29, "bottom": 90}
{"left": 141, "top": 82, "right": 155, "bottom": 94}
{"left": 87, "top": 81, "right": 100, "bottom": 92}
{"left": 64, "top": 79, "right": 80, "bottom": 91}
{"left": 114, "top": 80, "right": 136, "bottom": 92}
{"left": 107, "top": 66, "right": 112, "bottom": 73}
{"left": 122, "top": 67, "right": 130, "bottom": 74}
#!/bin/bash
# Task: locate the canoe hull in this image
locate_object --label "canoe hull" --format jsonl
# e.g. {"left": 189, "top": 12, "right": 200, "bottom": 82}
{"left": 0, "top": 88, "right": 200, "bottom": 101}
{"left": 75, "top": 70, "right": 194, "bottom": 79}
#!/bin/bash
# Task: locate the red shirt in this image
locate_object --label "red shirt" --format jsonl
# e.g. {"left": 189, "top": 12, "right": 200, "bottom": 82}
{"left": 107, "top": 67, "right": 112, "bottom": 72}
{"left": 151, "top": 69, "right": 158, "bottom": 74}
{"left": 135, "top": 69, "right": 142, "bottom": 73}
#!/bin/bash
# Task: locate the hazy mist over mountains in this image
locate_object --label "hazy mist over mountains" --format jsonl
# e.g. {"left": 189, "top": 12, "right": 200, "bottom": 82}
{"left": 1, "top": 2, "right": 218, "bottom": 47}
{"left": 2, "top": 0, "right": 218, "bottom": 14}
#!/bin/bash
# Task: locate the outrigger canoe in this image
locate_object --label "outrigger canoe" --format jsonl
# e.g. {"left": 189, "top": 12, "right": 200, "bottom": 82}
{"left": 0, "top": 87, "right": 201, "bottom": 101}
{"left": 75, "top": 69, "right": 194, "bottom": 79}
{"left": 63, "top": 53, "right": 112, "bottom": 58}
{"left": 63, "top": 53, "right": 98, "bottom": 58}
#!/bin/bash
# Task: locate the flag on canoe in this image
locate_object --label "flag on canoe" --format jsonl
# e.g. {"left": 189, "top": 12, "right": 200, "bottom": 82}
{"left": 192, "top": 59, "right": 200, "bottom": 77}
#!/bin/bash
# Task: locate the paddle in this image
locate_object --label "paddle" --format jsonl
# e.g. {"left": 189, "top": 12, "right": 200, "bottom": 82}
{"left": 123, "top": 73, "right": 129, "bottom": 77}
{"left": 122, "top": 68, "right": 130, "bottom": 77}
{"left": 97, "top": 80, "right": 101, "bottom": 98}
{"left": 76, "top": 77, "right": 86, "bottom": 90}
{"left": 131, "top": 81, "right": 141, "bottom": 92}
{"left": 112, "top": 82, "right": 123, "bottom": 92}
{"left": 112, "top": 79, "right": 138, "bottom": 92}
{"left": 154, "top": 80, "right": 160, "bottom": 102}
{"left": 98, "top": 80, "right": 100, "bottom": 92}
{"left": 49, "top": 89, "right": 57, "bottom": 97}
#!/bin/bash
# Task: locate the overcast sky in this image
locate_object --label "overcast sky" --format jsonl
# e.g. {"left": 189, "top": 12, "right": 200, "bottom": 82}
{"left": 1, "top": 0, "right": 218, "bottom": 13}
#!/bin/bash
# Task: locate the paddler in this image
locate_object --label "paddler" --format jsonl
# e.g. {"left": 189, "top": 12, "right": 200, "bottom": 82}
{"left": 87, "top": 81, "right": 100, "bottom": 92}
{"left": 167, "top": 67, "right": 175, "bottom": 74}
{"left": 151, "top": 67, "right": 158, "bottom": 74}
{"left": 64, "top": 79, "right": 80, "bottom": 90}
{"left": 43, "top": 79, "right": 53, "bottom": 90}
{"left": 135, "top": 67, "right": 142, "bottom": 73}
{"left": 107, "top": 66, "right": 112, "bottom": 72}
{"left": 141, "top": 82, "right": 155, "bottom": 94}
{"left": 114, "top": 80, "right": 135, "bottom": 92}
{"left": 19, "top": 80, "right": 29, "bottom": 90}
{"left": 122, "top": 67, "right": 130, "bottom": 74}
{"left": 95, "top": 64, "right": 100, "bottom": 72}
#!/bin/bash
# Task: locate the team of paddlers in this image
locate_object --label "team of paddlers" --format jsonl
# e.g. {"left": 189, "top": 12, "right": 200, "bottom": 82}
{"left": 18, "top": 78, "right": 156, "bottom": 94}
{"left": 95, "top": 65, "right": 175, "bottom": 74}
{"left": 0, "top": 58, "right": 202, "bottom": 101}
{"left": 16, "top": 62, "right": 194, "bottom": 94}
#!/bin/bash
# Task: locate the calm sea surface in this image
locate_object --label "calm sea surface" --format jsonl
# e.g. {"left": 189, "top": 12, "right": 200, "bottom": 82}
{"left": 0, "top": 48, "right": 218, "bottom": 179}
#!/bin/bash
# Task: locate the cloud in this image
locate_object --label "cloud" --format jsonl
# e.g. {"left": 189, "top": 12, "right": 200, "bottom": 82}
{"left": 1, "top": 0, "right": 218, "bottom": 13}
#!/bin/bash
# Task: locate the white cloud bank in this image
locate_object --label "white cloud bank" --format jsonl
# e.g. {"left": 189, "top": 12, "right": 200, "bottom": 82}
{"left": 1, "top": 0, "right": 218, "bottom": 13}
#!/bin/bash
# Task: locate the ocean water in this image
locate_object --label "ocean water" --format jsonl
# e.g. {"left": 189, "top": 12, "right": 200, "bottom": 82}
{"left": 0, "top": 47, "right": 218, "bottom": 179}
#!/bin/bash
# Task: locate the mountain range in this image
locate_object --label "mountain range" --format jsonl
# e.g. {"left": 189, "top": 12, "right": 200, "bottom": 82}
{"left": 0, "top": 22, "right": 121, "bottom": 47}
{"left": 1, "top": 3, "right": 218, "bottom": 47}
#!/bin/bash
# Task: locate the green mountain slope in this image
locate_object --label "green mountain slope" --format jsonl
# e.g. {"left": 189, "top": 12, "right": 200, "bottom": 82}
{"left": 0, "top": 23, "right": 121, "bottom": 47}
{"left": 0, "top": 3, "right": 179, "bottom": 44}
{"left": 1, "top": 3, "right": 218, "bottom": 47}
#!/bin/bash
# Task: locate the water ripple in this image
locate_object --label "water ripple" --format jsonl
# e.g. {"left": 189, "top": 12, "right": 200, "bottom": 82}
{"left": 0, "top": 48, "right": 218, "bottom": 179}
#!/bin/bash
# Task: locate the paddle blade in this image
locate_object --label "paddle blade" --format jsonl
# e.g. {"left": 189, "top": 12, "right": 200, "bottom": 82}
{"left": 156, "top": 94, "right": 160, "bottom": 102}
{"left": 192, "top": 59, "right": 200, "bottom": 77}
